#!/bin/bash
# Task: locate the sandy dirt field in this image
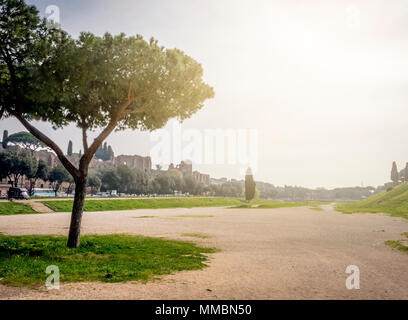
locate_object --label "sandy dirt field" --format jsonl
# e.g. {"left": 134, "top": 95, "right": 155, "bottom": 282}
{"left": 0, "top": 205, "right": 407, "bottom": 300}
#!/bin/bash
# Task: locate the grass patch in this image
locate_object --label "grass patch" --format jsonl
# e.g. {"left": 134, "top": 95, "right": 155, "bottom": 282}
{"left": 231, "top": 200, "right": 324, "bottom": 209}
{"left": 385, "top": 232, "right": 408, "bottom": 254}
{"left": 335, "top": 183, "right": 408, "bottom": 220}
{"left": 385, "top": 240, "right": 408, "bottom": 253}
{"left": 0, "top": 234, "right": 217, "bottom": 287}
{"left": 0, "top": 202, "right": 37, "bottom": 215}
{"left": 182, "top": 233, "right": 211, "bottom": 239}
{"left": 42, "top": 197, "right": 244, "bottom": 212}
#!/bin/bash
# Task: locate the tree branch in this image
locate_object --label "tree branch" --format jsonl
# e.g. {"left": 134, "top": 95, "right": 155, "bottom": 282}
{"left": 125, "top": 106, "right": 146, "bottom": 114}
{"left": 84, "top": 85, "right": 134, "bottom": 165}
{"left": 82, "top": 127, "right": 89, "bottom": 154}
{"left": 9, "top": 110, "right": 80, "bottom": 180}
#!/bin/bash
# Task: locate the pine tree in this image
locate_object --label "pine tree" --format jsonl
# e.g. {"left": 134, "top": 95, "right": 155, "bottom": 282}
{"left": 391, "top": 161, "right": 399, "bottom": 185}
{"left": 67, "top": 140, "right": 73, "bottom": 156}
{"left": 2, "top": 130, "right": 8, "bottom": 148}
{"left": 245, "top": 168, "right": 256, "bottom": 202}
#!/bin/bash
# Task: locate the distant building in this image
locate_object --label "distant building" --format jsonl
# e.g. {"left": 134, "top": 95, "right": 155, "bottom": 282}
{"left": 113, "top": 154, "right": 152, "bottom": 174}
{"left": 193, "top": 171, "right": 210, "bottom": 186}
{"left": 177, "top": 160, "right": 193, "bottom": 176}
{"left": 210, "top": 177, "right": 228, "bottom": 185}
{"left": 33, "top": 150, "right": 57, "bottom": 167}
{"left": 0, "top": 131, "right": 213, "bottom": 192}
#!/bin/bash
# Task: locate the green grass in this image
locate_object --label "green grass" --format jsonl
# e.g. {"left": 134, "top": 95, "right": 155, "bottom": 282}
{"left": 0, "top": 234, "right": 217, "bottom": 287}
{"left": 385, "top": 233, "right": 408, "bottom": 254}
{"left": 42, "top": 197, "right": 244, "bottom": 212}
{"left": 385, "top": 240, "right": 408, "bottom": 253}
{"left": 231, "top": 200, "right": 325, "bottom": 209}
{"left": 182, "top": 233, "right": 211, "bottom": 239}
{"left": 0, "top": 202, "right": 37, "bottom": 215}
{"left": 335, "top": 183, "right": 408, "bottom": 220}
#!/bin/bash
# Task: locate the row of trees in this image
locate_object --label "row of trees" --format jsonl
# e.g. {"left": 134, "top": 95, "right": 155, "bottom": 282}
{"left": 0, "top": 146, "right": 248, "bottom": 198}
{"left": 88, "top": 166, "right": 207, "bottom": 196}
{"left": 90, "top": 166, "right": 259, "bottom": 198}
{"left": 0, "top": 131, "right": 251, "bottom": 198}
{"left": 0, "top": 149, "right": 73, "bottom": 196}
{"left": 94, "top": 142, "right": 114, "bottom": 161}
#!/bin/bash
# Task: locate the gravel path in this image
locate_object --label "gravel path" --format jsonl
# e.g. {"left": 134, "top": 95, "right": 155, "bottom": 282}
{"left": 27, "top": 200, "right": 54, "bottom": 213}
{"left": 0, "top": 205, "right": 407, "bottom": 300}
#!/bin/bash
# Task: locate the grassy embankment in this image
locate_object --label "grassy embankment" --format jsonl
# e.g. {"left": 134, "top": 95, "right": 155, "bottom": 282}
{"left": 43, "top": 197, "right": 326, "bottom": 212}
{"left": 0, "top": 202, "right": 37, "bottom": 215}
{"left": 42, "top": 197, "right": 244, "bottom": 212}
{"left": 335, "top": 183, "right": 408, "bottom": 220}
{"left": 0, "top": 234, "right": 217, "bottom": 287}
{"left": 0, "top": 197, "right": 326, "bottom": 215}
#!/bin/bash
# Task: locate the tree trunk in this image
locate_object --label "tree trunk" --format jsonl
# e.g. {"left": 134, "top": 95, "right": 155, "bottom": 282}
{"left": 67, "top": 175, "right": 87, "bottom": 248}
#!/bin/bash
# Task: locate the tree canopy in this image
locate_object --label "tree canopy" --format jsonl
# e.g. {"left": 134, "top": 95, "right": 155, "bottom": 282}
{"left": 3, "top": 131, "right": 45, "bottom": 152}
{"left": 0, "top": 0, "right": 214, "bottom": 180}
{"left": 0, "top": 0, "right": 214, "bottom": 248}
{"left": 95, "top": 142, "right": 114, "bottom": 161}
{"left": 0, "top": 149, "right": 36, "bottom": 186}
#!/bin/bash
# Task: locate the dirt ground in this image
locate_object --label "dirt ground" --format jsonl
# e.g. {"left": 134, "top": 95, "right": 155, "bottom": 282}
{"left": 0, "top": 205, "right": 407, "bottom": 300}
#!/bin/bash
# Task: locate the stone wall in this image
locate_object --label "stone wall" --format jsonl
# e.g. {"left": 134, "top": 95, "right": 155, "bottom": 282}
{"left": 193, "top": 171, "right": 210, "bottom": 186}
{"left": 113, "top": 155, "right": 152, "bottom": 174}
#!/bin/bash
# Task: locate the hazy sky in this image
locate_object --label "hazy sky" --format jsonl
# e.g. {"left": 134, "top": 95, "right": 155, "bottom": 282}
{"left": 2, "top": 0, "right": 408, "bottom": 188}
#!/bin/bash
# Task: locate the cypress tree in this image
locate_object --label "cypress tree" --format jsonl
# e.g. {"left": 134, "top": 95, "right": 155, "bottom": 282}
{"left": 67, "top": 140, "right": 73, "bottom": 156}
{"left": 245, "top": 167, "right": 256, "bottom": 202}
{"left": 391, "top": 161, "right": 399, "bottom": 185}
{"left": 2, "top": 130, "right": 8, "bottom": 148}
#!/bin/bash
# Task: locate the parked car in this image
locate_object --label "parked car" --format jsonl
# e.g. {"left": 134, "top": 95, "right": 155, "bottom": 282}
{"left": 7, "top": 187, "right": 30, "bottom": 200}
{"left": 109, "top": 190, "right": 118, "bottom": 197}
